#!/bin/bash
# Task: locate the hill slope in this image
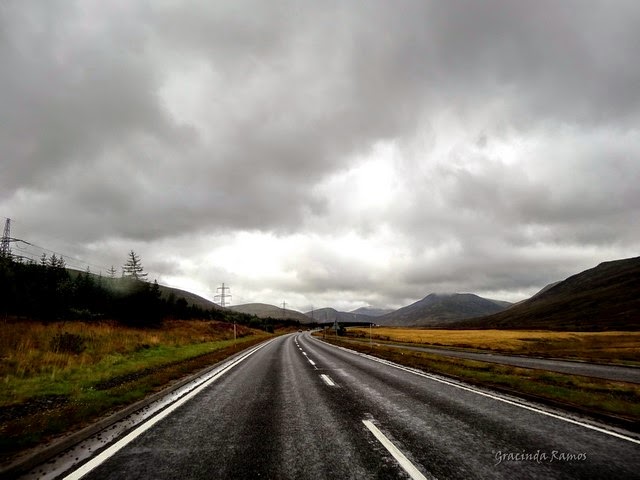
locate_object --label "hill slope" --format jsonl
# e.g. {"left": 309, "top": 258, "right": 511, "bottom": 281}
{"left": 157, "top": 285, "right": 222, "bottom": 311}
{"left": 456, "top": 256, "right": 640, "bottom": 330}
{"left": 229, "top": 303, "right": 311, "bottom": 322}
{"left": 68, "top": 269, "right": 223, "bottom": 312}
{"left": 378, "top": 293, "right": 510, "bottom": 327}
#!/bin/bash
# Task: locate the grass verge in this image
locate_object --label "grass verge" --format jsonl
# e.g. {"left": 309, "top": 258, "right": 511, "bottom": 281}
{"left": 322, "top": 336, "right": 640, "bottom": 428}
{"left": 0, "top": 319, "right": 271, "bottom": 465}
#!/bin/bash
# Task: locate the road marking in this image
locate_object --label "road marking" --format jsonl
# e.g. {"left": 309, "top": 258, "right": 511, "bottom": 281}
{"left": 308, "top": 358, "right": 316, "bottom": 366}
{"left": 362, "top": 420, "right": 428, "bottom": 480}
{"left": 327, "top": 342, "right": 640, "bottom": 446}
{"left": 320, "top": 374, "right": 335, "bottom": 386}
{"left": 302, "top": 351, "right": 307, "bottom": 355}
{"left": 62, "top": 341, "right": 272, "bottom": 480}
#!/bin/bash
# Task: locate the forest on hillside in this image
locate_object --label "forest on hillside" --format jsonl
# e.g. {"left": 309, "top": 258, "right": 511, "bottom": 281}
{"left": 0, "top": 253, "right": 300, "bottom": 332}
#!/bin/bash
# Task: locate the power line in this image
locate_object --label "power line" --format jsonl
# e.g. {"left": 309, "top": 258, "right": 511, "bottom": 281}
{"left": 1, "top": 217, "right": 162, "bottom": 281}
{"left": 1, "top": 215, "right": 113, "bottom": 273}
{"left": 10, "top": 238, "right": 111, "bottom": 273}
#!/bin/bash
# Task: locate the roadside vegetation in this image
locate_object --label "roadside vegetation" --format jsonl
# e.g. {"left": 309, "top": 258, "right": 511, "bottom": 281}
{"left": 0, "top": 319, "right": 273, "bottom": 463}
{"left": 319, "top": 329, "right": 640, "bottom": 427}
{"left": 346, "top": 327, "right": 640, "bottom": 365}
{"left": 0, "top": 253, "right": 301, "bottom": 465}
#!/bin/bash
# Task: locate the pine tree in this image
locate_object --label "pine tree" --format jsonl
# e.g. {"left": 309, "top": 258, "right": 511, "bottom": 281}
{"left": 48, "top": 254, "right": 66, "bottom": 269}
{"left": 122, "top": 250, "right": 148, "bottom": 281}
{"left": 108, "top": 265, "right": 117, "bottom": 278}
{"left": 48, "top": 254, "right": 58, "bottom": 268}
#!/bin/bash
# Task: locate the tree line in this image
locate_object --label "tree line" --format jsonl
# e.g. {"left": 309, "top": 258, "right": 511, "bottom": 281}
{"left": 0, "top": 250, "right": 300, "bottom": 331}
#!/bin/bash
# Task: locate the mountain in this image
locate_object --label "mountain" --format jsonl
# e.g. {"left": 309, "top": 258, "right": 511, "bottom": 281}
{"left": 350, "top": 307, "right": 394, "bottom": 317}
{"left": 378, "top": 293, "right": 511, "bottom": 327}
{"left": 229, "top": 303, "right": 311, "bottom": 323}
{"left": 304, "top": 307, "right": 376, "bottom": 323}
{"left": 455, "top": 256, "right": 640, "bottom": 331}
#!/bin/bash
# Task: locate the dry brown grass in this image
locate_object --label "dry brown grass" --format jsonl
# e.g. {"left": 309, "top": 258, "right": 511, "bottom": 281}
{"left": 0, "top": 319, "right": 269, "bottom": 463}
{"left": 0, "top": 319, "right": 252, "bottom": 385}
{"left": 347, "top": 327, "right": 640, "bottom": 364}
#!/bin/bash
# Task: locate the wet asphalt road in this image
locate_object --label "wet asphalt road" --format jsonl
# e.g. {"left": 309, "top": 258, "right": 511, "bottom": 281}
{"left": 60, "top": 333, "right": 640, "bottom": 479}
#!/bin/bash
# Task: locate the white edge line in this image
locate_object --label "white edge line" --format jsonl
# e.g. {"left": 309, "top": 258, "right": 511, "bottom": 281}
{"left": 362, "top": 420, "right": 427, "bottom": 480}
{"left": 320, "top": 374, "right": 335, "bottom": 386}
{"left": 64, "top": 341, "right": 271, "bottom": 479}
{"left": 320, "top": 340, "right": 640, "bottom": 445}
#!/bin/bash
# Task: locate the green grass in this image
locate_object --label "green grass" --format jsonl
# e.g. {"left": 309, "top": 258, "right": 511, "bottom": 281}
{"left": 5, "top": 339, "right": 236, "bottom": 401}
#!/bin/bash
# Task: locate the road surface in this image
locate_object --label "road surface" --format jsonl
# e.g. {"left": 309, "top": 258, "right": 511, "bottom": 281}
{"left": 23, "top": 333, "right": 640, "bottom": 479}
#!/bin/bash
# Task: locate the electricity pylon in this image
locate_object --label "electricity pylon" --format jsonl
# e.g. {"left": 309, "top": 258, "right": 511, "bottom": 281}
{"left": 0, "top": 219, "right": 11, "bottom": 258}
{"left": 215, "top": 283, "right": 231, "bottom": 307}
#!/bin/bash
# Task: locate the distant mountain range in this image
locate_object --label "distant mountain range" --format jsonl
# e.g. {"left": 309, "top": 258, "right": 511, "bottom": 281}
{"left": 350, "top": 307, "right": 393, "bottom": 317}
{"left": 376, "top": 293, "right": 511, "bottom": 327}
{"left": 454, "top": 256, "right": 640, "bottom": 330}
{"left": 155, "top": 255, "right": 639, "bottom": 331}
{"left": 303, "top": 307, "right": 375, "bottom": 323}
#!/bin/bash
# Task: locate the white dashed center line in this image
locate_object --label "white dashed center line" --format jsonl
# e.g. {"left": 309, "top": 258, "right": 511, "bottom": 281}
{"left": 320, "top": 374, "right": 335, "bottom": 386}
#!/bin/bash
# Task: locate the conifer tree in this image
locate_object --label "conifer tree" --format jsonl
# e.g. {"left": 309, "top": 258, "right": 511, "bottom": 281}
{"left": 108, "top": 265, "right": 117, "bottom": 278}
{"left": 122, "top": 250, "right": 148, "bottom": 281}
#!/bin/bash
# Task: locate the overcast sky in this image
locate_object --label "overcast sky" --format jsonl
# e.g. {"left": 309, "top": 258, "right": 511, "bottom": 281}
{"left": 2, "top": 1, "right": 639, "bottom": 312}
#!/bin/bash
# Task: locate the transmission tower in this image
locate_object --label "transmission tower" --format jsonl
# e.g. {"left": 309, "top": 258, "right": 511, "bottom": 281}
{"left": 0, "top": 218, "right": 11, "bottom": 258}
{"left": 214, "top": 283, "right": 232, "bottom": 307}
{"left": 281, "top": 300, "right": 287, "bottom": 319}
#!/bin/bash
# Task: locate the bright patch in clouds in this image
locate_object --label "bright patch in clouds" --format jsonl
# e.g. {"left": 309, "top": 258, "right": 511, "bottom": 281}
{"left": 159, "top": 61, "right": 218, "bottom": 131}
{"left": 348, "top": 142, "right": 400, "bottom": 210}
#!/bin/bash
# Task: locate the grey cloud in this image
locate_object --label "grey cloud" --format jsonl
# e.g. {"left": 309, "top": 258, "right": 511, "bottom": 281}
{"left": 424, "top": 1, "right": 640, "bottom": 127}
{"left": 2, "top": 1, "right": 640, "bottom": 309}
{"left": 1, "top": 3, "right": 174, "bottom": 193}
